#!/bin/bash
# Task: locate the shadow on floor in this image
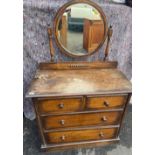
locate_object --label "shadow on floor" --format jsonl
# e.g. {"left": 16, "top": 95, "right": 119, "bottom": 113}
{"left": 23, "top": 105, "right": 132, "bottom": 155}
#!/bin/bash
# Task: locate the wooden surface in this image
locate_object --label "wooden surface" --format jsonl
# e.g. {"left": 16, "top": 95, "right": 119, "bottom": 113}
{"left": 42, "top": 111, "right": 122, "bottom": 130}
{"left": 104, "top": 26, "right": 113, "bottom": 60}
{"left": 39, "top": 61, "right": 118, "bottom": 70}
{"left": 37, "top": 97, "right": 83, "bottom": 114}
{"left": 27, "top": 62, "right": 132, "bottom": 151}
{"left": 45, "top": 127, "right": 118, "bottom": 144}
{"left": 41, "top": 137, "right": 120, "bottom": 152}
{"left": 26, "top": 68, "right": 131, "bottom": 98}
{"left": 87, "top": 95, "right": 127, "bottom": 110}
{"left": 35, "top": 94, "right": 127, "bottom": 115}
{"left": 59, "top": 15, "right": 67, "bottom": 48}
{"left": 83, "top": 19, "right": 104, "bottom": 52}
{"left": 47, "top": 28, "right": 55, "bottom": 61}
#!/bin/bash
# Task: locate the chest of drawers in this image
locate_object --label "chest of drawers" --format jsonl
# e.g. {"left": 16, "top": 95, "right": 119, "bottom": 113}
{"left": 26, "top": 61, "right": 132, "bottom": 151}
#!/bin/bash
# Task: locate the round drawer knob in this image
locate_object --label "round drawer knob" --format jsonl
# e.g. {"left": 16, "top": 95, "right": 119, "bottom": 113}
{"left": 101, "top": 116, "right": 107, "bottom": 122}
{"left": 61, "top": 135, "right": 65, "bottom": 141}
{"left": 58, "top": 103, "right": 64, "bottom": 109}
{"left": 99, "top": 132, "right": 104, "bottom": 138}
{"left": 103, "top": 101, "right": 109, "bottom": 107}
{"left": 60, "top": 120, "right": 65, "bottom": 125}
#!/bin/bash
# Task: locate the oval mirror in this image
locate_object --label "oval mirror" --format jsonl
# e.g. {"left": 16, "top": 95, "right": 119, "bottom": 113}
{"left": 54, "top": 0, "right": 108, "bottom": 57}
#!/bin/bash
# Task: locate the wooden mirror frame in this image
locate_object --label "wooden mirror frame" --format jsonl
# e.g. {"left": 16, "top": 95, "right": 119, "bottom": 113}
{"left": 53, "top": 0, "right": 108, "bottom": 58}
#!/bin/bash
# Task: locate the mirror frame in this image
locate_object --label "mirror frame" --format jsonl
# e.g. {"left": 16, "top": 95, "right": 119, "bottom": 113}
{"left": 53, "top": 0, "right": 108, "bottom": 58}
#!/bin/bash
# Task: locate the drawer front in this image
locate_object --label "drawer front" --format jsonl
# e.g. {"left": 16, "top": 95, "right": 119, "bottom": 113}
{"left": 45, "top": 127, "right": 118, "bottom": 144}
{"left": 86, "top": 95, "right": 127, "bottom": 110}
{"left": 42, "top": 111, "right": 122, "bottom": 130}
{"left": 37, "top": 98, "right": 83, "bottom": 114}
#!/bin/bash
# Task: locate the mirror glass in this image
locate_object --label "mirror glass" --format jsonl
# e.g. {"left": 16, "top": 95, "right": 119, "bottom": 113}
{"left": 56, "top": 3, "right": 106, "bottom": 56}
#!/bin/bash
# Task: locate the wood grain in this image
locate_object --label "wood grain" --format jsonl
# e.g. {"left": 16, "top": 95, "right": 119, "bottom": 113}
{"left": 86, "top": 95, "right": 128, "bottom": 110}
{"left": 83, "top": 19, "right": 104, "bottom": 53}
{"left": 26, "top": 68, "right": 131, "bottom": 98}
{"left": 41, "top": 137, "right": 120, "bottom": 152}
{"left": 45, "top": 127, "right": 118, "bottom": 144}
{"left": 104, "top": 26, "right": 113, "bottom": 60}
{"left": 47, "top": 28, "right": 55, "bottom": 61}
{"left": 42, "top": 111, "right": 122, "bottom": 130}
{"left": 38, "top": 61, "right": 118, "bottom": 70}
{"left": 37, "top": 97, "right": 83, "bottom": 114}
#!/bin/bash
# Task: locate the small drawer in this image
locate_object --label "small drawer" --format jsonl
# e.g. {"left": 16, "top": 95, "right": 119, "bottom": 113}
{"left": 37, "top": 97, "right": 83, "bottom": 114}
{"left": 45, "top": 127, "right": 118, "bottom": 144}
{"left": 42, "top": 111, "right": 122, "bottom": 130}
{"left": 86, "top": 95, "right": 128, "bottom": 110}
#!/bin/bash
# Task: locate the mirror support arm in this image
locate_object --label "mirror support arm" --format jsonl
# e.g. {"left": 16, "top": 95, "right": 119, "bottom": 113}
{"left": 104, "top": 25, "right": 113, "bottom": 61}
{"left": 47, "top": 28, "right": 55, "bottom": 61}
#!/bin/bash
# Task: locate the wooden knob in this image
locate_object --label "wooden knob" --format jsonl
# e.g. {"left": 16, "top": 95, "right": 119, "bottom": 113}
{"left": 58, "top": 103, "right": 64, "bottom": 109}
{"left": 101, "top": 116, "right": 107, "bottom": 122}
{"left": 99, "top": 132, "right": 104, "bottom": 138}
{"left": 61, "top": 135, "right": 65, "bottom": 141}
{"left": 103, "top": 101, "right": 109, "bottom": 107}
{"left": 60, "top": 120, "right": 65, "bottom": 125}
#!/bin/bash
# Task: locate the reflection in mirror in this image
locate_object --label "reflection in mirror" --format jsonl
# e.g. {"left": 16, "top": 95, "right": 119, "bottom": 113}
{"left": 57, "top": 3, "right": 105, "bottom": 56}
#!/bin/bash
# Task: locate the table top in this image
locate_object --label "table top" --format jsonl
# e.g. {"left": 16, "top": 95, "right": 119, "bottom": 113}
{"left": 26, "top": 68, "right": 132, "bottom": 98}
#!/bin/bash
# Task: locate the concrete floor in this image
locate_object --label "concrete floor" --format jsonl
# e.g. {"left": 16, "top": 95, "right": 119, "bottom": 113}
{"left": 23, "top": 105, "right": 132, "bottom": 155}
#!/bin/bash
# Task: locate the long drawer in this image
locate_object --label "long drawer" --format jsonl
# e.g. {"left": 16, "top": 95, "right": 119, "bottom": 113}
{"left": 45, "top": 127, "right": 118, "bottom": 144}
{"left": 42, "top": 111, "right": 122, "bottom": 130}
{"left": 86, "top": 95, "right": 127, "bottom": 110}
{"left": 36, "top": 97, "right": 83, "bottom": 114}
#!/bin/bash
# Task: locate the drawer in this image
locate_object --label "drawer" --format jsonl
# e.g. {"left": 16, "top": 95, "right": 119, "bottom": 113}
{"left": 42, "top": 111, "right": 122, "bottom": 130}
{"left": 45, "top": 127, "right": 118, "bottom": 144}
{"left": 86, "top": 95, "right": 127, "bottom": 110}
{"left": 37, "top": 97, "right": 83, "bottom": 114}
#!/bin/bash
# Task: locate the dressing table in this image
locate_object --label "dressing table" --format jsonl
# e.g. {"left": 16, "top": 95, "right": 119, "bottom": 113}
{"left": 26, "top": 0, "right": 132, "bottom": 151}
